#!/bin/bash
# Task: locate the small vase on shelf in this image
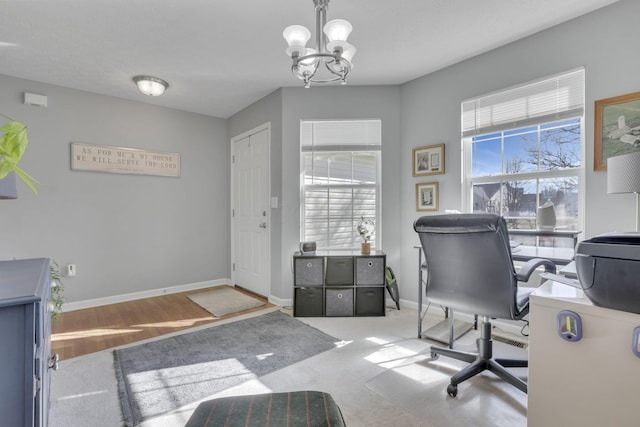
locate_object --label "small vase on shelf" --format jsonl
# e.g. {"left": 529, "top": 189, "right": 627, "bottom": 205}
{"left": 357, "top": 216, "right": 375, "bottom": 255}
{"left": 361, "top": 242, "right": 371, "bottom": 255}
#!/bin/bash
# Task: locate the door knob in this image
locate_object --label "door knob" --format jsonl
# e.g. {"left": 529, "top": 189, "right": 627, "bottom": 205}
{"left": 259, "top": 222, "right": 267, "bottom": 229}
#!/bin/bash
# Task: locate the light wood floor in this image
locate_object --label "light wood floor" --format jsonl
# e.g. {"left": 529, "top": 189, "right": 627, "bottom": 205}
{"left": 51, "top": 285, "right": 272, "bottom": 361}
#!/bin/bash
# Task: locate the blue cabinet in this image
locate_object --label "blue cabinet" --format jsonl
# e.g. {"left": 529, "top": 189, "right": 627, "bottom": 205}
{"left": 0, "top": 258, "right": 53, "bottom": 427}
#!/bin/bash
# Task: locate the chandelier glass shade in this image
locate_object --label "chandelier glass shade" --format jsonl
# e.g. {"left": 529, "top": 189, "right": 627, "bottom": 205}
{"left": 283, "top": 0, "right": 356, "bottom": 88}
{"left": 133, "top": 75, "right": 169, "bottom": 97}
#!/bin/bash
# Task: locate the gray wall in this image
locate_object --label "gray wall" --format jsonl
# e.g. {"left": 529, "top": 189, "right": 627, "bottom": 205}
{"left": 228, "top": 86, "right": 401, "bottom": 302}
{"left": 3, "top": 0, "right": 634, "bottom": 307}
{"left": 227, "top": 89, "right": 284, "bottom": 301}
{"left": 396, "top": 0, "right": 639, "bottom": 301}
{"left": 0, "top": 75, "right": 230, "bottom": 302}
{"left": 281, "top": 86, "right": 402, "bottom": 301}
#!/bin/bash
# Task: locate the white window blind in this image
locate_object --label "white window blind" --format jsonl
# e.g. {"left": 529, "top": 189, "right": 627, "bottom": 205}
{"left": 462, "top": 68, "right": 585, "bottom": 137}
{"left": 301, "top": 120, "right": 381, "bottom": 250}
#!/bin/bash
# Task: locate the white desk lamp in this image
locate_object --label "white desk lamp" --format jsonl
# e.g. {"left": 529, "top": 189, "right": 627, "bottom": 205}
{"left": 607, "top": 151, "right": 640, "bottom": 232}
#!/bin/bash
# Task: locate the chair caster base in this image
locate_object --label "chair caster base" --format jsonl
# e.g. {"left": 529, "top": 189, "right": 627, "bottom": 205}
{"left": 447, "top": 384, "right": 458, "bottom": 397}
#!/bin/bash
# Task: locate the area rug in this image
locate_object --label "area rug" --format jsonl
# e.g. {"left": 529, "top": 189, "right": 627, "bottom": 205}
{"left": 113, "top": 311, "right": 337, "bottom": 426}
{"left": 187, "top": 286, "right": 265, "bottom": 317}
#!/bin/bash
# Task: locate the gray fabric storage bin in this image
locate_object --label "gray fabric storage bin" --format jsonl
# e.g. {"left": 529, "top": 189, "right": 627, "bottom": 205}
{"left": 294, "top": 257, "right": 324, "bottom": 286}
{"left": 355, "top": 256, "right": 385, "bottom": 285}
{"left": 355, "top": 287, "right": 385, "bottom": 316}
{"left": 294, "top": 287, "right": 324, "bottom": 317}
{"left": 325, "top": 288, "right": 354, "bottom": 316}
{"left": 325, "top": 257, "right": 354, "bottom": 286}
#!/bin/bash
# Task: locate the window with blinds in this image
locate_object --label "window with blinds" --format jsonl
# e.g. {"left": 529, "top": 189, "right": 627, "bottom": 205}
{"left": 461, "top": 69, "right": 584, "bottom": 234}
{"left": 301, "top": 120, "right": 381, "bottom": 250}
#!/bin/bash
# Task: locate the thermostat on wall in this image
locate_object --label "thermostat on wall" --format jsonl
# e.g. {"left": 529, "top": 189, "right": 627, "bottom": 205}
{"left": 24, "top": 92, "right": 48, "bottom": 108}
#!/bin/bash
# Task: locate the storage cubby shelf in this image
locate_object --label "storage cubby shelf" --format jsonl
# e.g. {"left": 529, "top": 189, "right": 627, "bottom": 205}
{"left": 293, "top": 251, "right": 386, "bottom": 317}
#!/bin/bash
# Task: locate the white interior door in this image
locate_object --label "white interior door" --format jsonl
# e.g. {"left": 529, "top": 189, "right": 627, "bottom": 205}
{"left": 231, "top": 125, "right": 270, "bottom": 297}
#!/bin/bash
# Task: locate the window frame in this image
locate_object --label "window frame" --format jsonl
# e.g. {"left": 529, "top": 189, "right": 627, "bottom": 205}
{"left": 461, "top": 71, "right": 586, "bottom": 233}
{"left": 462, "top": 118, "right": 584, "bottom": 229}
{"left": 300, "top": 120, "right": 382, "bottom": 251}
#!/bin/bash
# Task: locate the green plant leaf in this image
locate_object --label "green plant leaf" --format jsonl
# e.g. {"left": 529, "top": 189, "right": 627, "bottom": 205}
{"left": 13, "top": 165, "right": 40, "bottom": 194}
{"left": 0, "top": 121, "right": 28, "bottom": 159}
{"left": 50, "top": 260, "right": 65, "bottom": 321}
{"left": 0, "top": 118, "right": 38, "bottom": 194}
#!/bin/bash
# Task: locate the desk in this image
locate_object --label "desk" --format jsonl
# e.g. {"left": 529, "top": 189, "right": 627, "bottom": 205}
{"left": 507, "top": 229, "right": 581, "bottom": 247}
{"left": 559, "top": 260, "right": 577, "bottom": 278}
{"left": 511, "top": 245, "right": 575, "bottom": 266}
{"left": 528, "top": 281, "right": 640, "bottom": 427}
{"left": 508, "top": 229, "right": 580, "bottom": 266}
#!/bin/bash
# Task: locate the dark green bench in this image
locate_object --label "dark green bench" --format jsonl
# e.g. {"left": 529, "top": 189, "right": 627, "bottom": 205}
{"left": 185, "top": 391, "right": 346, "bottom": 427}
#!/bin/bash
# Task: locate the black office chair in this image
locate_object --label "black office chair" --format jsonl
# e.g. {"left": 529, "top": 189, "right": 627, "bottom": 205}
{"left": 413, "top": 213, "right": 555, "bottom": 397}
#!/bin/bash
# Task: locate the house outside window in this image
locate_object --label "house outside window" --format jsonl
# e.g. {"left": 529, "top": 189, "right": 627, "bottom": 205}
{"left": 300, "top": 120, "right": 381, "bottom": 250}
{"left": 461, "top": 69, "right": 585, "bottom": 245}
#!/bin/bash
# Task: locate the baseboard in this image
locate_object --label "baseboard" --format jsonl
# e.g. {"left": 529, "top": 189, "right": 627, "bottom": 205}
{"left": 269, "top": 295, "right": 291, "bottom": 308}
{"left": 249, "top": 295, "right": 525, "bottom": 340}
{"left": 267, "top": 297, "right": 409, "bottom": 312}
{"left": 63, "top": 278, "right": 233, "bottom": 312}
{"left": 397, "top": 298, "right": 419, "bottom": 311}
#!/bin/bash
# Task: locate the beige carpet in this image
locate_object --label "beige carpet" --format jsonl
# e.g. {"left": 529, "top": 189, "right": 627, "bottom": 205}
{"left": 188, "top": 286, "right": 265, "bottom": 317}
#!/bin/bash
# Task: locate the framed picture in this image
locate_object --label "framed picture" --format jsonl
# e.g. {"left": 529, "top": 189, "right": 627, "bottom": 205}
{"left": 594, "top": 90, "right": 640, "bottom": 171}
{"left": 412, "top": 144, "right": 445, "bottom": 176}
{"left": 416, "top": 182, "right": 439, "bottom": 212}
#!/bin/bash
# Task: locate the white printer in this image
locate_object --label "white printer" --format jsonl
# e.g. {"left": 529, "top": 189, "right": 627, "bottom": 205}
{"left": 575, "top": 232, "right": 640, "bottom": 314}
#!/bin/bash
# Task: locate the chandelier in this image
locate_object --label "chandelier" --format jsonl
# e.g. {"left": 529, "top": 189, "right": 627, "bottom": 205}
{"left": 282, "top": 0, "right": 356, "bottom": 88}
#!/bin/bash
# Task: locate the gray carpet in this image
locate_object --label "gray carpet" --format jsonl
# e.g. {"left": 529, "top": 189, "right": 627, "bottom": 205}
{"left": 113, "top": 311, "right": 337, "bottom": 426}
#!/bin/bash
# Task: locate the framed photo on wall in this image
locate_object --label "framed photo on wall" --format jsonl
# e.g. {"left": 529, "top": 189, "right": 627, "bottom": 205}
{"left": 416, "top": 182, "right": 439, "bottom": 212}
{"left": 594, "top": 90, "right": 640, "bottom": 171}
{"left": 412, "top": 144, "right": 445, "bottom": 176}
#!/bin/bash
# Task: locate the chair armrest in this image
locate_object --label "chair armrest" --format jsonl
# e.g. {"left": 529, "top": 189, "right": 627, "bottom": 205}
{"left": 515, "top": 258, "right": 556, "bottom": 282}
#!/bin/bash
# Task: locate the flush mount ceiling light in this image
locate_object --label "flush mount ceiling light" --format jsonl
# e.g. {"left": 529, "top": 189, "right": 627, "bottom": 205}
{"left": 132, "top": 75, "right": 169, "bottom": 97}
{"left": 283, "top": 0, "right": 356, "bottom": 88}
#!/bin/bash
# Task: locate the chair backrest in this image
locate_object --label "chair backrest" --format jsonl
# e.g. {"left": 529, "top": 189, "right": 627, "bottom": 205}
{"left": 413, "top": 213, "right": 521, "bottom": 320}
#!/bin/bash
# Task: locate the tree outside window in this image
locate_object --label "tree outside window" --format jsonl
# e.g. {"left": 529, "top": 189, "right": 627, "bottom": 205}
{"left": 469, "top": 118, "right": 581, "bottom": 234}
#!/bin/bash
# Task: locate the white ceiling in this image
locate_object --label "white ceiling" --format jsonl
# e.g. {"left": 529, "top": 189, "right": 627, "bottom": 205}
{"left": 0, "top": 0, "right": 619, "bottom": 119}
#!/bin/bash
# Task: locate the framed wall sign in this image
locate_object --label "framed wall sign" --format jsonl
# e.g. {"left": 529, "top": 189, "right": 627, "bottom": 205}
{"left": 413, "top": 143, "right": 445, "bottom": 176}
{"left": 594, "top": 90, "right": 640, "bottom": 171}
{"left": 71, "top": 142, "right": 180, "bottom": 177}
{"left": 416, "top": 182, "right": 439, "bottom": 212}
